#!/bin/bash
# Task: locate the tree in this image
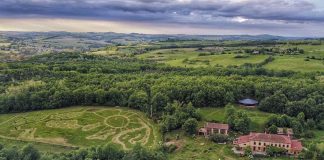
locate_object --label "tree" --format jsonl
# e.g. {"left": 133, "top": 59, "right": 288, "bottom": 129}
{"left": 21, "top": 144, "right": 40, "bottom": 160}
{"left": 268, "top": 125, "right": 278, "bottom": 134}
{"left": 182, "top": 118, "right": 198, "bottom": 135}
{"left": 209, "top": 134, "right": 228, "bottom": 143}
{"left": 244, "top": 147, "right": 253, "bottom": 159}
{"left": 297, "top": 112, "right": 305, "bottom": 125}
{"left": 123, "top": 144, "right": 166, "bottom": 160}
{"left": 128, "top": 91, "right": 148, "bottom": 111}
{"left": 151, "top": 93, "right": 169, "bottom": 117}
{"left": 107, "top": 88, "right": 125, "bottom": 106}
{"left": 292, "top": 120, "right": 304, "bottom": 137}
{"left": 88, "top": 144, "right": 125, "bottom": 160}
{"left": 227, "top": 109, "right": 251, "bottom": 134}
{"left": 258, "top": 92, "right": 288, "bottom": 113}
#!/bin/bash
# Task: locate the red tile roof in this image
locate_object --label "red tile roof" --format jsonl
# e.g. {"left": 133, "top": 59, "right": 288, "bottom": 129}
{"left": 205, "top": 122, "right": 229, "bottom": 130}
{"left": 291, "top": 140, "right": 303, "bottom": 151}
{"left": 235, "top": 132, "right": 303, "bottom": 150}
{"left": 248, "top": 132, "right": 291, "bottom": 144}
{"left": 236, "top": 134, "right": 250, "bottom": 144}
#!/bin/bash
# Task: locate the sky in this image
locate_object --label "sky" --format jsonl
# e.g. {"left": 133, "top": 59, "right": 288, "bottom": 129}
{"left": 0, "top": 0, "right": 324, "bottom": 36}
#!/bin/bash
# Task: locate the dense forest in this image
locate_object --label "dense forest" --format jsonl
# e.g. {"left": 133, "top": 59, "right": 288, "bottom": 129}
{"left": 0, "top": 53, "right": 323, "bottom": 127}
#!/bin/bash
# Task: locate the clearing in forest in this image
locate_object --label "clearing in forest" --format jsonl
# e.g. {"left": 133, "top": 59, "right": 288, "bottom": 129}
{"left": 0, "top": 106, "right": 160, "bottom": 151}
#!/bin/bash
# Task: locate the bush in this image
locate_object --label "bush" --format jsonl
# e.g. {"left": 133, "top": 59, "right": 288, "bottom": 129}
{"left": 182, "top": 118, "right": 198, "bottom": 135}
{"left": 234, "top": 54, "right": 249, "bottom": 58}
{"left": 268, "top": 125, "right": 278, "bottom": 134}
{"left": 266, "top": 146, "right": 287, "bottom": 157}
{"left": 209, "top": 134, "right": 228, "bottom": 143}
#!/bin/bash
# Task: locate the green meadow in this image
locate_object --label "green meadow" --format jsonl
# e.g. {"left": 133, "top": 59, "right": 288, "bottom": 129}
{"left": 137, "top": 48, "right": 269, "bottom": 68}
{"left": 132, "top": 41, "right": 324, "bottom": 72}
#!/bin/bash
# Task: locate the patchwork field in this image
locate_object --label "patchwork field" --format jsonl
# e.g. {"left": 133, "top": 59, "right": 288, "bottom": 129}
{"left": 137, "top": 48, "right": 268, "bottom": 68}
{"left": 136, "top": 45, "right": 324, "bottom": 72}
{"left": 0, "top": 106, "right": 160, "bottom": 151}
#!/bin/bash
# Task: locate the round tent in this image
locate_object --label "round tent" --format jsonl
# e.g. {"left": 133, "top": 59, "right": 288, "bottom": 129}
{"left": 239, "top": 98, "right": 258, "bottom": 106}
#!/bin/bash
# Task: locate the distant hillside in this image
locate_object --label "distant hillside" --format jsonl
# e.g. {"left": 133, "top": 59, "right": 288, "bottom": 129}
{"left": 0, "top": 31, "right": 311, "bottom": 44}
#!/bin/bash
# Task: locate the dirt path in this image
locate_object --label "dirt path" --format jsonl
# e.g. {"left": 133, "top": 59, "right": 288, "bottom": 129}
{"left": 0, "top": 116, "right": 18, "bottom": 125}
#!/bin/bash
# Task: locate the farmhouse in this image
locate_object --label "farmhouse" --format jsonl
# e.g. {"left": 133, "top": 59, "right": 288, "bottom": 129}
{"left": 198, "top": 122, "right": 229, "bottom": 137}
{"left": 233, "top": 132, "right": 302, "bottom": 156}
{"left": 238, "top": 98, "right": 258, "bottom": 107}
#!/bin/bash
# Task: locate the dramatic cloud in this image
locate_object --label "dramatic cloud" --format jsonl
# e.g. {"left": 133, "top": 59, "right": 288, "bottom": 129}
{"left": 0, "top": 0, "right": 324, "bottom": 36}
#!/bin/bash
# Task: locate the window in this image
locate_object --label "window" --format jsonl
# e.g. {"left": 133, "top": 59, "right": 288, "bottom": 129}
{"left": 264, "top": 143, "right": 266, "bottom": 146}
{"left": 279, "top": 144, "right": 281, "bottom": 147}
{"left": 254, "top": 142, "right": 256, "bottom": 145}
{"left": 259, "top": 142, "right": 261, "bottom": 145}
{"left": 275, "top": 144, "right": 277, "bottom": 147}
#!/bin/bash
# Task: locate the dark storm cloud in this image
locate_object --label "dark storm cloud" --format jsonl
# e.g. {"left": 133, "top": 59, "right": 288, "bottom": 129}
{"left": 0, "top": 0, "right": 324, "bottom": 24}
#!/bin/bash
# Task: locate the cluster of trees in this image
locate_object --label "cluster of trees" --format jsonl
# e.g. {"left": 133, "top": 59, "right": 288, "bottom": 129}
{"left": 0, "top": 143, "right": 166, "bottom": 160}
{"left": 265, "top": 113, "right": 317, "bottom": 138}
{"left": 259, "top": 91, "right": 324, "bottom": 130}
{"left": 0, "top": 144, "right": 40, "bottom": 160}
{"left": 160, "top": 102, "right": 200, "bottom": 134}
{"left": 226, "top": 105, "right": 251, "bottom": 134}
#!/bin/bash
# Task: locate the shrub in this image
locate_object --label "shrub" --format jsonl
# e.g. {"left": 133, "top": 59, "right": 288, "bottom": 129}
{"left": 209, "top": 134, "right": 229, "bottom": 143}
{"left": 234, "top": 54, "right": 249, "bottom": 58}
{"left": 182, "top": 118, "right": 198, "bottom": 135}
{"left": 266, "top": 146, "right": 287, "bottom": 157}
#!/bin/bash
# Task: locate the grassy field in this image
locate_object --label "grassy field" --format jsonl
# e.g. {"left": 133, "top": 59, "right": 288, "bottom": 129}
{"left": 0, "top": 106, "right": 161, "bottom": 152}
{"left": 134, "top": 43, "right": 324, "bottom": 72}
{"left": 137, "top": 48, "right": 268, "bottom": 68}
{"left": 264, "top": 55, "right": 324, "bottom": 72}
{"left": 198, "top": 106, "right": 275, "bottom": 132}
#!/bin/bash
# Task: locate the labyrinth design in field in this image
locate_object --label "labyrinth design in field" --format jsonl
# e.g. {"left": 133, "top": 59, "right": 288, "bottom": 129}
{"left": 0, "top": 107, "right": 159, "bottom": 150}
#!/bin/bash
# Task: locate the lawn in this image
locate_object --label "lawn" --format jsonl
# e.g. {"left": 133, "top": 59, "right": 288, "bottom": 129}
{"left": 0, "top": 106, "right": 161, "bottom": 152}
{"left": 198, "top": 106, "right": 275, "bottom": 132}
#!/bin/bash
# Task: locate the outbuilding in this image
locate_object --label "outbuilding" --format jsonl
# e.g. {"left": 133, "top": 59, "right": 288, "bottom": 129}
{"left": 238, "top": 98, "right": 258, "bottom": 107}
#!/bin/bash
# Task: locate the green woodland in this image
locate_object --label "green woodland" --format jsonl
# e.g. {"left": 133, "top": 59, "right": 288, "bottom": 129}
{"left": 0, "top": 40, "right": 324, "bottom": 159}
